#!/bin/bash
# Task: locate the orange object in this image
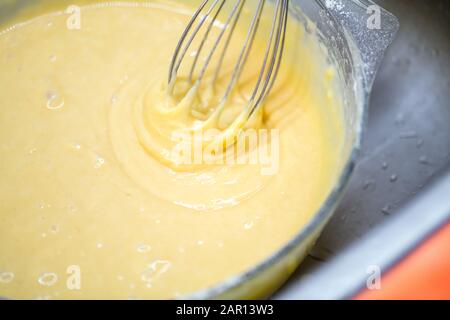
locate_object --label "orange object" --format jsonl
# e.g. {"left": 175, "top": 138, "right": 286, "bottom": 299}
{"left": 356, "top": 221, "right": 450, "bottom": 300}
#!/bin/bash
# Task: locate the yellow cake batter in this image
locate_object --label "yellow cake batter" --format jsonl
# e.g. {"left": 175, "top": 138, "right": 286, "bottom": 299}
{"left": 0, "top": 0, "right": 344, "bottom": 299}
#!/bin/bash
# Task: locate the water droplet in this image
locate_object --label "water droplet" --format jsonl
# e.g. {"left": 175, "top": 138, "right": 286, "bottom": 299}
{"left": 419, "top": 156, "right": 429, "bottom": 165}
{"left": 119, "top": 75, "right": 129, "bottom": 85}
{"left": 390, "top": 174, "right": 398, "bottom": 183}
{"left": 141, "top": 260, "right": 171, "bottom": 283}
{"left": 363, "top": 179, "right": 376, "bottom": 191}
{"left": 381, "top": 205, "right": 391, "bottom": 215}
{"left": 116, "top": 275, "right": 124, "bottom": 281}
{"left": 72, "top": 143, "right": 82, "bottom": 151}
{"left": 38, "top": 272, "right": 58, "bottom": 286}
{"left": 49, "top": 54, "right": 57, "bottom": 62}
{"left": 395, "top": 113, "right": 405, "bottom": 126}
{"left": 29, "top": 148, "right": 38, "bottom": 155}
{"left": 0, "top": 271, "right": 14, "bottom": 283}
{"left": 154, "top": 219, "right": 161, "bottom": 224}
{"left": 111, "top": 94, "right": 118, "bottom": 105}
{"left": 399, "top": 131, "right": 417, "bottom": 139}
{"left": 197, "top": 240, "right": 204, "bottom": 246}
{"left": 51, "top": 224, "right": 60, "bottom": 234}
{"left": 67, "top": 202, "right": 78, "bottom": 213}
{"left": 217, "top": 241, "right": 224, "bottom": 248}
{"left": 416, "top": 139, "right": 424, "bottom": 148}
{"left": 46, "top": 90, "right": 65, "bottom": 110}
{"left": 244, "top": 221, "right": 254, "bottom": 230}
{"left": 137, "top": 244, "right": 151, "bottom": 253}
{"left": 96, "top": 242, "right": 104, "bottom": 249}
{"left": 94, "top": 156, "right": 106, "bottom": 169}
{"left": 382, "top": 162, "right": 389, "bottom": 170}
{"left": 37, "top": 202, "right": 51, "bottom": 210}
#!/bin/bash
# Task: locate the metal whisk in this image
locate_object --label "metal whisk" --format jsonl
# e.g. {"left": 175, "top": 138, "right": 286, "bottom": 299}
{"left": 168, "top": 0, "right": 289, "bottom": 127}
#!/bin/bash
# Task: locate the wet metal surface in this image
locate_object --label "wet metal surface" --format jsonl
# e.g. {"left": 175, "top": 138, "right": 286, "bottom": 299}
{"left": 276, "top": 0, "right": 450, "bottom": 298}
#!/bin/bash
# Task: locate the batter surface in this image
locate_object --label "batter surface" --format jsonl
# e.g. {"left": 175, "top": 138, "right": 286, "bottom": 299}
{"left": 0, "top": 0, "right": 344, "bottom": 299}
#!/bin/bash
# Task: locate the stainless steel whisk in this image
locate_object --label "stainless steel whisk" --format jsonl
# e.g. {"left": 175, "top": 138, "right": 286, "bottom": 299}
{"left": 168, "top": 0, "right": 289, "bottom": 126}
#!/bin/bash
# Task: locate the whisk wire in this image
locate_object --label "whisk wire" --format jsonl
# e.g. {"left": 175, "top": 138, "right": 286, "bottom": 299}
{"left": 188, "top": 0, "right": 226, "bottom": 81}
{"left": 221, "top": 0, "right": 266, "bottom": 102}
{"left": 168, "top": 0, "right": 214, "bottom": 85}
{"left": 198, "top": 0, "right": 247, "bottom": 85}
{"left": 211, "top": 0, "right": 247, "bottom": 85}
{"left": 168, "top": 0, "right": 289, "bottom": 125}
{"left": 250, "top": 0, "right": 288, "bottom": 117}
{"left": 250, "top": 0, "right": 283, "bottom": 103}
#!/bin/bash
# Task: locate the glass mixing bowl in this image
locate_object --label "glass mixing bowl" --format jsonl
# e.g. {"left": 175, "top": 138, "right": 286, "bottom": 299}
{"left": 186, "top": 0, "right": 399, "bottom": 299}
{"left": 0, "top": 0, "right": 399, "bottom": 299}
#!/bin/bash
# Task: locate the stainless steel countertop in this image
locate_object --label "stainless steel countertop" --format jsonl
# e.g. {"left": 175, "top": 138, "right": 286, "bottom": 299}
{"left": 276, "top": 0, "right": 450, "bottom": 299}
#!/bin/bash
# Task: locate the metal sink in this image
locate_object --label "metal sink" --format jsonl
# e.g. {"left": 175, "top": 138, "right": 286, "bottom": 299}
{"left": 276, "top": 0, "right": 450, "bottom": 299}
